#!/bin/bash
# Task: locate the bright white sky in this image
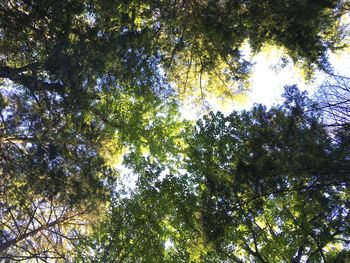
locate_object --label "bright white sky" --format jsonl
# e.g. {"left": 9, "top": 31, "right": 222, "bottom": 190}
{"left": 180, "top": 45, "right": 350, "bottom": 119}
{"left": 244, "top": 47, "right": 350, "bottom": 110}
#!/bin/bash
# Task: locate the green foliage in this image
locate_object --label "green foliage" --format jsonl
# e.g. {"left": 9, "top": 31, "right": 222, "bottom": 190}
{"left": 0, "top": 0, "right": 349, "bottom": 261}
{"left": 75, "top": 166, "right": 203, "bottom": 262}
{"left": 74, "top": 86, "right": 350, "bottom": 262}
{"left": 0, "top": 0, "right": 346, "bottom": 107}
{"left": 187, "top": 86, "right": 350, "bottom": 262}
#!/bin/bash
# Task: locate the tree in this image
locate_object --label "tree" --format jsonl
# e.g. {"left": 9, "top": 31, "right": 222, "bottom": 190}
{"left": 187, "top": 86, "right": 350, "bottom": 262}
{"left": 0, "top": 2, "right": 185, "bottom": 258}
{"left": 0, "top": 195, "right": 91, "bottom": 261}
{"left": 74, "top": 164, "right": 206, "bottom": 262}
{"left": 0, "top": 77, "right": 112, "bottom": 260}
{"left": 153, "top": 0, "right": 347, "bottom": 99}
{"left": 315, "top": 73, "right": 350, "bottom": 128}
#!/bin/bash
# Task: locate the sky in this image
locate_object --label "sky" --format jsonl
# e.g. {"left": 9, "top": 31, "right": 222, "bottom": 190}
{"left": 231, "top": 13, "right": 350, "bottom": 112}
{"left": 179, "top": 45, "right": 350, "bottom": 120}
{"left": 246, "top": 47, "right": 350, "bottom": 109}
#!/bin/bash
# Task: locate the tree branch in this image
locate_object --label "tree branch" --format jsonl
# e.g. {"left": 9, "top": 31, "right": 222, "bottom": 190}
{"left": 0, "top": 65, "right": 64, "bottom": 94}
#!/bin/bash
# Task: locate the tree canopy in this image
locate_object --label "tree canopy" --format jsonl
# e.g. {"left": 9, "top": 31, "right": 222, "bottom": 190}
{"left": 0, "top": 0, "right": 350, "bottom": 262}
{"left": 74, "top": 86, "right": 350, "bottom": 262}
{"left": 186, "top": 87, "right": 350, "bottom": 262}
